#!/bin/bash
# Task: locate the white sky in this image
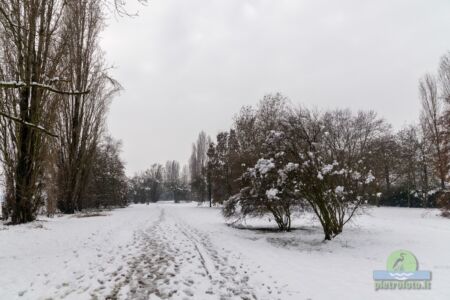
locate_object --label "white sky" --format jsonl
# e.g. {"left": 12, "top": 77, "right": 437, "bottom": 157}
{"left": 101, "top": 0, "right": 450, "bottom": 175}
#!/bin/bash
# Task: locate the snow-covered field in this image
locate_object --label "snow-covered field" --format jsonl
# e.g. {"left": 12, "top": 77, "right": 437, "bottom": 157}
{"left": 0, "top": 203, "right": 449, "bottom": 300}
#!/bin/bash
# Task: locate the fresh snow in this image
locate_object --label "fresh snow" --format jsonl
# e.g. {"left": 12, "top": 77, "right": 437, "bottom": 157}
{"left": 255, "top": 158, "right": 276, "bottom": 175}
{"left": 0, "top": 203, "right": 449, "bottom": 299}
{"left": 335, "top": 186, "right": 345, "bottom": 194}
{"left": 266, "top": 188, "right": 279, "bottom": 200}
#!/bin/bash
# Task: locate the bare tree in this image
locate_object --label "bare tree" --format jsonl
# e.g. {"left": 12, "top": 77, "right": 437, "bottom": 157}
{"left": 438, "top": 53, "right": 450, "bottom": 186}
{"left": 55, "top": 0, "right": 120, "bottom": 214}
{"left": 164, "top": 160, "right": 181, "bottom": 202}
{"left": 189, "top": 131, "right": 210, "bottom": 201}
{"left": 396, "top": 126, "right": 420, "bottom": 207}
{"left": 0, "top": 0, "right": 89, "bottom": 223}
{"left": 420, "top": 74, "right": 448, "bottom": 190}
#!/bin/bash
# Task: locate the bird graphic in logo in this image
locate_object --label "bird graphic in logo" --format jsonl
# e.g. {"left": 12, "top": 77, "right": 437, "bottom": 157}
{"left": 386, "top": 250, "right": 418, "bottom": 280}
{"left": 392, "top": 252, "right": 406, "bottom": 272}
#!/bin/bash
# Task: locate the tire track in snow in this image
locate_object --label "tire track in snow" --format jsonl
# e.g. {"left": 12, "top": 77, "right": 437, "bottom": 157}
{"left": 175, "top": 222, "right": 258, "bottom": 299}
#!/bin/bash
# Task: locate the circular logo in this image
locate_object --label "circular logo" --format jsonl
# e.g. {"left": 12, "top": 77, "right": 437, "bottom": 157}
{"left": 386, "top": 250, "right": 418, "bottom": 272}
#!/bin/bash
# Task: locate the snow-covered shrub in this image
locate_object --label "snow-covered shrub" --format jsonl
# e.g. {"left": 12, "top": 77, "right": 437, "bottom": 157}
{"left": 294, "top": 150, "right": 376, "bottom": 239}
{"left": 280, "top": 108, "right": 381, "bottom": 240}
{"left": 223, "top": 98, "right": 382, "bottom": 239}
{"left": 223, "top": 131, "right": 303, "bottom": 231}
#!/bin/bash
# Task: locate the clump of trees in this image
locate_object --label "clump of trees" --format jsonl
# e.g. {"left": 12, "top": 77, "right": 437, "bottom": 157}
{"left": 83, "top": 137, "right": 128, "bottom": 209}
{"left": 204, "top": 74, "right": 449, "bottom": 237}
{"left": 215, "top": 95, "right": 379, "bottom": 238}
{"left": 128, "top": 161, "right": 190, "bottom": 204}
{"left": 207, "top": 130, "right": 243, "bottom": 207}
{"left": 129, "top": 164, "right": 164, "bottom": 204}
{"left": 363, "top": 52, "right": 450, "bottom": 211}
{"left": 0, "top": 0, "right": 126, "bottom": 223}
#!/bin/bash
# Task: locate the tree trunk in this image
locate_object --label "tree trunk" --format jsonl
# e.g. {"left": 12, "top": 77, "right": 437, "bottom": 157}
{"left": 423, "top": 156, "right": 429, "bottom": 208}
{"left": 207, "top": 171, "right": 212, "bottom": 207}
{"left": 322, "top": 222, "right": 343, "bottom": 241}
{"left": 272, "top": 209, "right": 291, "bottom": 232}
{"left": 12, "top": 88, "right": 35, "bottom": 224}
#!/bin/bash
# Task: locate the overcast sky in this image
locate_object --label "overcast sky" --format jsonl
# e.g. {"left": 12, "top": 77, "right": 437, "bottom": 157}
{"left": 101, "top": 0, "right": 450, "bottom": 175}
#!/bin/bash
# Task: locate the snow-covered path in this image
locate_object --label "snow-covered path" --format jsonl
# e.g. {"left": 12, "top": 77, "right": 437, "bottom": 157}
{"left": 0, "top": 204, "right": 285, "bottom": 300}
{"left": 0, "top": 205, "right": 160, "bottom": 299}
{"left": 1, "top": 203, "right": 449, "bottom": 299}
{"left": 110, "top": 206, "right": 285, "bottom": 300}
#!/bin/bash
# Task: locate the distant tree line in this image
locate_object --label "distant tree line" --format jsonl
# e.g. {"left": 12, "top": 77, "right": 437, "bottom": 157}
{"left": 128, "top": 161, "right": 191, "bottom": 204}
{"left": 188, "top": 53, "right": 450, "bottom": 238}
{"left": 0, "top": 0, "right": 127, "bottom": 223}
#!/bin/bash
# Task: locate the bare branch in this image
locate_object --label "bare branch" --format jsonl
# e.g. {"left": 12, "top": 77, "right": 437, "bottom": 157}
{"left": 0, "top": 111, "right": 58, "bottom": 138}
{"left": 31, "top": 82, "right": 90, "bottom": 95}
{"left": 0, "top": 81, "right": 90, "bottom": 95}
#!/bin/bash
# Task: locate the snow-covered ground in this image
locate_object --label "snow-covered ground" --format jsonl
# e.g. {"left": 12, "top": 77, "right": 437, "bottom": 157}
{"left": 0, "top": 203, "right": 449, "bottom": 300}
